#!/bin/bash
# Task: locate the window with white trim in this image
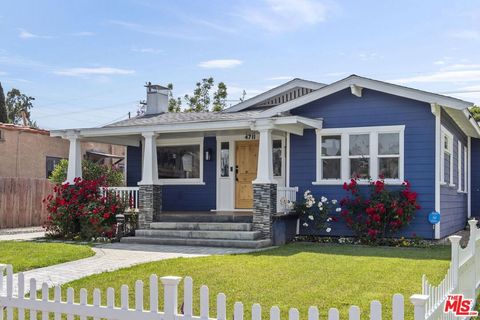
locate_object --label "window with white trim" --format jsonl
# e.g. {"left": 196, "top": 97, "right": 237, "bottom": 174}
{"left": 315, "top": 125, "right": 404, "bottom": 184}
{"left": 440, "top": 127, "right": 454, "bottom": 186}
{"left": 320, "top": 135, "right": 341, "bottom": 179}
{"left": 349, "top": 134, "right": 370, "bottom": 179}
{"left": 156, "top": 138, "right": 204, "bottom": 184}
{"left": 458, "top": 142, "right": 468, "bottom": 193}
{"left": 378, "top": 132, "right": 400, "bottom": 179}
{"left": 458, "top": 141, "right": 463, "bottom": 192}
{"left": 464, "top": 145, "right": 468, "bottom": 192}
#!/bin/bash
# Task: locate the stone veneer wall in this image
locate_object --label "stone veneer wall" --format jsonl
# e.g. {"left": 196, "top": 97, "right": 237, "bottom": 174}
{"left": 252, "top": 183, "right": 277, "bottom": 239}
{"left": 138, "top": 184, "right": 162, "bottom": 228}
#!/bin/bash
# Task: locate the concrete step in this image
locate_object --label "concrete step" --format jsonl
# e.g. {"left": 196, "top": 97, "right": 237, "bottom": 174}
{"left": 121, "top": 236, "right": 272, "bottom": 249}
{"left": 135, "top": 229, "right": 261, "bottom": 240}
{"left": 150, "top": 222, "right": 252, "bottom": 231}
{"left": 157, "top": 214, "right": 252, "bottom": 223}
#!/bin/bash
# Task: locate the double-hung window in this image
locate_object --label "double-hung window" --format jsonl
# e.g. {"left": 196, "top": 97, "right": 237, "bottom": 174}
{"left": 315, "top": 125, "right": 404, "bottom": 184}
{"left": 378, "top": 132, "right": 401, "bottom": 179}
{"left": 457, "top": 141, "right": 468, "bottom": 193}
{"left": 320, "top": 135, "right": 342, "bottom": 179}
{"left": 349, "top": 134, "right": 370, "bottom": 179}
{"left": 440, "top": 126, "right": 454, "bottom": 186}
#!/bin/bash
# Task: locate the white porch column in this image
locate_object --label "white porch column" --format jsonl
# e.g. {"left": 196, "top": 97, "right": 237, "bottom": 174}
{"left": 252, "top": 123, "right": 277, "bottom": 241}
{"left": 138, "top": 131, "right": 159, "bottom": 185}
{"left": 137, "top": 131, "right": 161, "bottom": 228}
{"left": 65, "top": 134, "right": 82, "bottom": 184}
{"left": 253, "top": 126, "right": 276, "bottom": 184}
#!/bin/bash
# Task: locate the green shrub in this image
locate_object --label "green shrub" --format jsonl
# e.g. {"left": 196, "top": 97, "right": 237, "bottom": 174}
{"left": 49, "top": 159, "right": 124, "bottom": 186}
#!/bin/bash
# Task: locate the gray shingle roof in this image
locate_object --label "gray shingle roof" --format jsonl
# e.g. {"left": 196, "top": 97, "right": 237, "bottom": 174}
{"left": 106, "top": 110, "right": 265, "bottom": 127}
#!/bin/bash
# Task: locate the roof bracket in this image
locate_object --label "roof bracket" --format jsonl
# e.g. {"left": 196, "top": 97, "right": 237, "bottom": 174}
{"left": 350, "top": 84, "right": 363, "bottom": 97}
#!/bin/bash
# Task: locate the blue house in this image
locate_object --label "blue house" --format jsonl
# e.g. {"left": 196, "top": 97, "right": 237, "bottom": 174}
{"left": 51, "top": 75, "right": 480, "bottom": 247}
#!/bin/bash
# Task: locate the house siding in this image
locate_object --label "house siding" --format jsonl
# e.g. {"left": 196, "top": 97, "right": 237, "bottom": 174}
{"left": 290, "top": 88, "right": 436, "bottom": 239}
{"left": 440, "top": 110, "right": 468, "bottom": 237}
{"left": 126, "top": 145, "right": 142, "bottom": 187}
{"left": 472, "top": 138, "right": 480, "bottom": 218}
{"left": 126, "top": 137, "right": 217, "bottom": 211}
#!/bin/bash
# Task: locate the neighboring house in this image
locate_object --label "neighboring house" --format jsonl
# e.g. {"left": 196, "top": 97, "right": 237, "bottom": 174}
{"left": 50, "top": 76, "right": 480, "bottom": 247}
{"left": 0, "top": 123, "right": 126, "bottom": 179}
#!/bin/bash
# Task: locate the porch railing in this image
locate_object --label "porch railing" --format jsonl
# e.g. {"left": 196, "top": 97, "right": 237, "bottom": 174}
{"left": 102, "top": 187, "right": 140, "bottom": 210}
{"left": 277, "top": 186, "right": 298, "bottom": 213}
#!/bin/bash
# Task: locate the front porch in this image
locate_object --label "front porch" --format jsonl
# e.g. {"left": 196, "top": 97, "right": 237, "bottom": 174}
{"left": 53, "top": 114, "right": 321, "bottom": 247}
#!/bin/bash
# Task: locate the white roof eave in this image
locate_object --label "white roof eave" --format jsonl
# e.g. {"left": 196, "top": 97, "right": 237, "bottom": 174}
{"left": 258, "top": 75, "right": 474, "bottom": 118}
{"left": 49, "top": 115, "right": 321, "bottom": 139}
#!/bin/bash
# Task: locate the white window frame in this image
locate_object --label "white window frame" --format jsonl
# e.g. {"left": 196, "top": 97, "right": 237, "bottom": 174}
{"left": 440, "top": 126, "right": 454, "bottom": 186}
{"left": 458, "top": 143, "right": 468, "bottom": 193}
{"left": 318, "top": 135, "right": 342, "bottom": 180}
{"left": 156, "top": 137, "right": 204, "bottom": 185}
{"left": 348, "top": 133, "right": 371, "bottom": 180}
{"left": 458, "top": 140, "right": 463, "bottom": 192}
{"left": 464, "top": 145, "right": 468, "bottom": 193}
{"left": 314, "top": 125, "right": 405, "bottom": 185}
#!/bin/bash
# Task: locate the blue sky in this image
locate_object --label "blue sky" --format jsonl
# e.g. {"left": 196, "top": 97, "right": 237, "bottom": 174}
{"left": 0, "top": 0, "right": 479, "bottom": 129}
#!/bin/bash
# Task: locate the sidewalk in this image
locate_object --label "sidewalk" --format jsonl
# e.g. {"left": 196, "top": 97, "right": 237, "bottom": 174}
{"left": 0, "top": 227, "right": 45, "bottom": 241}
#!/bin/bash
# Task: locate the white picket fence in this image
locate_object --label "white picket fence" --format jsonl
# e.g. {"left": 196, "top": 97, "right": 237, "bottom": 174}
{"left": 0, "top": 264, "right": 427, "bottom": 320}
{"left": 2, "top": 220, "right": 480, "bottom": 320}
{"left": 421, "top": 219, "right": 480, "bottom": 320}
{"left": 103, "top": 186, "right": 139, "bottom": 210}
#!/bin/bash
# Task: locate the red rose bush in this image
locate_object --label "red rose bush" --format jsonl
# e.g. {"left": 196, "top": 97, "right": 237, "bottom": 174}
{"left": 43, "top": 176, "right": 126, "bottom": 240}
{"left": 340, "top": 178, "right": 420, "bottom": 243}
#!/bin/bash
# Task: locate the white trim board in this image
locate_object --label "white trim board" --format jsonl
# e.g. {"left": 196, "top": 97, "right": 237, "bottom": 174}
{"left": 433, "top": 104, "right": 441, "bottom": 239}
{"left": 224, "top": 78, "right": 325, "bottom": 113}
{"left": 314, "top": 125, "right": 405, "bottom": 185}
{"left": 259, "top": 75, "right": 474, "bottom": 119}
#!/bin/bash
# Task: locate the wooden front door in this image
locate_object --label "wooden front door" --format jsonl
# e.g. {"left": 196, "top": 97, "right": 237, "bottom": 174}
{"left": 235, "top": 140, "right": 259, "bottom": 209}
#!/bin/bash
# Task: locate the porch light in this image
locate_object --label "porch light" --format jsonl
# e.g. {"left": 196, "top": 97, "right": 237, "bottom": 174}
{"left": 205, "top": 148, "right": 212, "bottom": 161}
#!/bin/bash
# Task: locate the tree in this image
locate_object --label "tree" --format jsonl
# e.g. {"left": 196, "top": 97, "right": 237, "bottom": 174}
{"left": 167, "top": 83, "right": 182, "bottom": 112}
{"left": 167, "top": 78, "right": 229, "bottom": 113}
{"left": 0, "top": 82, "right": 6, "bottom": 123}
{"left": 471, "top": 106, "right": 480, "bottom": 122}
{"left": 184, "top": 77, "right": 214, "bottom": 112}
{"left": 49, "top": 159, "right": 124, "bottom": 186}
{"left": 5, "top": 88, "right": 37, "bottom": 126}
{"left": 212, "top": 82, "right": 228, "bottom": 112}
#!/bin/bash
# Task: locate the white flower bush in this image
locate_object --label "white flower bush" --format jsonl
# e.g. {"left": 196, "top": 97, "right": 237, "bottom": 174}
{"left": 294, "top": 190, "right": 341, "bottom": 234}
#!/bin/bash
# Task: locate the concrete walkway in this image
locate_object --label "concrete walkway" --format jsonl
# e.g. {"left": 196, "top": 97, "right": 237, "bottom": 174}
{"left": 0, "top": 227, "right": 45, "bottom": 241}
{"left": 1, "top": 242, "right": 254, "bottom": 296}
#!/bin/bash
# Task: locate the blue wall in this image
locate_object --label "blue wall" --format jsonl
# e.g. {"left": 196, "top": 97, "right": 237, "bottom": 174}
{"left": 126, "top": 145, "right": 142, "bottom": 187}
{"left": 439, "top": 110, "right": 468, "bottom": 237}
{"left": 471, "top": 138, "right": 480, "bottom": 218}
{"left": 126, "top": 137, "right": 217, "bottom": 211}
{"left": 290, "top": 88, "right": 436, "bottom": 238}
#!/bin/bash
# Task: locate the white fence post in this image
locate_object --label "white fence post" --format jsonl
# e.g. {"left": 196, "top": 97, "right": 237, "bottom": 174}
{"left": 468, "top": 219, "right": 477, "bottom": 299}
{"left": 449, "top": 235, "right": 462, "bottom": 290}
{"left": 392, "top": 294, "right": 404, "bottom": 320}
{"left": 161, "top": 276, "right": 182, "bottom": 320}
{"left": 149, "top": 275, "right": 158, "bottom": 313}
{"left": 270, "top": 306, "right": 280, "bottom": 320}
{"left": 370, "top": 300, "right": 382, "bottom": 320}
{"left": 252, "top": 304, "right": 262, "bottom": 320}
{"left": 410, "top": 294, "right": 429, "bottom": 320}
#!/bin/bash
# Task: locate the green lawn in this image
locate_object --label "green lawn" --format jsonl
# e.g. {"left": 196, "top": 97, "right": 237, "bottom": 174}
{"left": 0, "top": 241, "right": 95, "bottom": 272}
{"left": 60, "top": 243, "right": 450, "bottom": 319}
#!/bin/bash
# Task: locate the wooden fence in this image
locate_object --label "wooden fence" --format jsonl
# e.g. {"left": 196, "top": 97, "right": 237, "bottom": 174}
{"left": 0, "top": 178, "right": 53, "bottom": 229}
